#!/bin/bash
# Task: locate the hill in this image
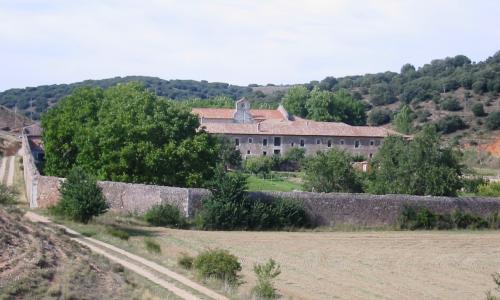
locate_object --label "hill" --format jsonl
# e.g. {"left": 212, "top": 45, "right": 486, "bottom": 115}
{"left": 0, "top": 105, "right": 33, "bottom": 131}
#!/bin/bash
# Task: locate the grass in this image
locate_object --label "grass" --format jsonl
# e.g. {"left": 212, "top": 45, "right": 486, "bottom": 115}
{"left": 144, "top": 237, "right": 161, "bottom": 254}
{"left": 246, "top": 175, "right": 301, "bottom": 192}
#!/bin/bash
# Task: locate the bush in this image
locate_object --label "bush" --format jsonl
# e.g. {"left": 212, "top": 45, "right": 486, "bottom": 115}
{"left": 472, "top": 103, "right": 486, "bottom": 117}
{"left": 281, "top": 148, "right": 306, "bottom": 171}
{"left": 50, "top": 167, "right": 107, "bottom": 223}
{"left": 478, "top": 182, "right": 500, "bottom": 197}
{"left": 144, "top": 203, "right": 186, "bottom": 228}
{"left": 177, "top": 253, "right": 194, "bottom": 269}
{"left": 193, "top": 249, "right": 241, "bottom": 284}
{"left": 0, "top": 184, "right": 16, "bottom": 205}
{"left": 252, "top": 259, "right": 281, "bottom": 299}
{"left": 368, "top": 108, "right": 392, "bottom": 125}
{"left": 249, "top": 198, "right": 310, "bottom": 230}
{"left": 462, "top": 176, "right": 487, "bottom": 193}
{"left": 144, "top": 238, "right": 161, "bottom": 254}
{"left": 437, "top": 116, "right": 467, "bottom": 134}
{"left": 440, "top": 97, "right": 462, "bottom": 111}
{"left": 398, "top": 206, "right": 492, "bottom": 230}
{"left": 486, "top": 111, "right": 500, "bottom": 130}
{"left": 106, "top": 227, "right": 130, "bottom": 240}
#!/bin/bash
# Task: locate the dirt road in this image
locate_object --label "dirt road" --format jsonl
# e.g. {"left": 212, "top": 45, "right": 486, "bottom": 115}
{"left": 24, "top": 211, "right": 228, "bottom": 300}
{"left": 0, "top": 155, "right": 15, "bottom": 186}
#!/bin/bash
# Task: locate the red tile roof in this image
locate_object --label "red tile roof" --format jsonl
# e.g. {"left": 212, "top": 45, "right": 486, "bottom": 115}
{"left": 192, "top": 108, "right": 286, "bottom": 121}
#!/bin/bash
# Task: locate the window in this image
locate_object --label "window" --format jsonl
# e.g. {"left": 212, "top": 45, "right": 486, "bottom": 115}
{"left": 327, "top": 140, "right": 332, "bottom": 147}
{"left": 274, "top": 137, "right": 281, "bottom": 147}
{"left": 262, "top": 138, "right": 267, "bottom": 146}
{"left": 248, "top": 138, "right": 253, "bottom": 143}
{"left": 370, "top": 140, "right": 374, "bottom": 146}
{"left": 369, "top": 153, "right": 373, "bottom": 158}
{"left": 263, "top": 151, "right": 267, "bottom": 156}
{"left": 340, "top": 139, "right": 345, "bottom": 145}
{"left": 316, "top": 139, "right": 321, "bottom": 145}
{"left": 375, "top": 140, "right": 381, "bottom": 146}
{"left": 291, "top": 142, "right": 294, "bottom": 147}
{"left": 273, "top": 149, "right": 281, "bottom": 155}
{"left": 247, "top": 150, "right": 251, "bottom": 154}
{"left": 300, "top": 139, "right": 305, "bottom": 147}
{"left": 354, "top": 140, "right": 360, "bottom": 148}
{"left": 235, "top": 138, "right": 239, "bottom": 146}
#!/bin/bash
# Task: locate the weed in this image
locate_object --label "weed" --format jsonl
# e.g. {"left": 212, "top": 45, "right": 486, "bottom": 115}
{"left": 144, "top": 238, "right": 161, "bottom": 254}
{"left": 106, "top": 227, "right": 130, "bottom": 240}
{"left": 177, "top": 252, "right": 194, "bottom": 269}
{"left": 143, "top": 203, "right": 187, "bottom": 228}
{"left": 193, "top": 249, "right": 241, "bottom": 284}
{"left": 252, "top": 259, "right": 281, "bottom": 299}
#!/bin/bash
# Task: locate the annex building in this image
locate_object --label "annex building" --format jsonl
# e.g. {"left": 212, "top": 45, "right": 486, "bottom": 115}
{"left": 192, "top": 98, "right": 398, "bottom": 159}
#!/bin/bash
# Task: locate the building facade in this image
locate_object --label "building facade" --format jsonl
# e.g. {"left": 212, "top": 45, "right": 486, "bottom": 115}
{"left": 192, "top": 98, "right": 398, "bottom": 159}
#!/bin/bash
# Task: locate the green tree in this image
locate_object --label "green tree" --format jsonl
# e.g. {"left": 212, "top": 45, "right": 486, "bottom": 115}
{"left": 471, "top": 103, "right": 486, "bottom": 117}
{"left": 437, "top": 116, "right": 467, "bottom": 134}
{"left": 303, "top": 148, "right": 363, "bottom": 193}
{"left": 50, "top": 166, "right": 108, "bottom": 223}
{"left": 305, "top": 88, "right": 366, "bottom": 125}
{"left": 282, "top": 85, "right": 309, "bottom": 117}
{"left": 368, "top": 126, "right": 463, "bottom": 196}
{"left": 42, "top": 83, "right": 221, "bottom": 187}
{"left": 393, "top": 105, "right": 414, "bottom": 134}
{"left": 368, "top": 108, "right": 392, "bottom": 125}
{"left": 486, "top": 111, "right": 500, "bottom": 130}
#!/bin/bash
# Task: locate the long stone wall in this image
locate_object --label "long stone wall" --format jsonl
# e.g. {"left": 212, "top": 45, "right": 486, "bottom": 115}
{"left": 22, "top": 128, "right": 500, "bottom": 227}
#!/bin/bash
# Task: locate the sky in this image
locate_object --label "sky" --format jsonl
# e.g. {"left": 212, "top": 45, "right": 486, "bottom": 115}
{"left": 1, "top": 0, "right": 500, "bottom": 91}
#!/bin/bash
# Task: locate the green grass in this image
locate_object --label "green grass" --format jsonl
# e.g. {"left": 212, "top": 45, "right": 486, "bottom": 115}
{"left": 246, "top": 175, "right": 301, "bottom": 192}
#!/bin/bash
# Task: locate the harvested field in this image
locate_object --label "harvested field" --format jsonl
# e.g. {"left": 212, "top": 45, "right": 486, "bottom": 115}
{"left": 60, "top": 213, "right": 500, "bottom": 300}
{"left": 0, "top": 207, "right": 177, "bottom": 299}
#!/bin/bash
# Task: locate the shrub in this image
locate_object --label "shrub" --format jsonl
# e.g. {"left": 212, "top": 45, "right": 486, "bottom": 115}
{"left": 486, "top": 111, "right": 500, "bottom": 130}
{"left": 50, "top": 166, "right": 107, "bottom": 223}
{"left": 472, "top": 103, "right": 486, "bottom": 117}
{"left": 144, "top": 238, "right": 161, "bottom": 254}
{"left": 244, "top": 156, "right": 273, "bottom": 176}
{"left": 478, "top": 182, "right": 500, "bottom": 197}
{"left": 462, "top": 176, "right": 487, "bottom": 193}
{"left": 106, "top": 227, "right": 130, "bottom": 240}
{"left": 144, "top": 203, "right": 186, "bottom": 228}
{"left": 193, "top": 249, "right": 241, "bottom": 284}
{"left": 452, "top": 210, "right": 488, "bottom": 229}
{"left": 252, "top": 259, "right": 281, "bottom": 299}
{"left": 177, "top": 253, "right": 194, "bottom": 269}
{"left": 398, "top": 206, "right": 437, "bottom": 230}
{"left": 398, "top": 206, "right": 492, "bottom": 230}
{"left": 440, "top": 97, "right": 462, "bottom": 111}
{"left": 273, "top": 198, "right": 309, "bottom": 228}
{"left": 437, "top": 116, "right": 467, "bottom": 134}
{"left": 0, "top": 184, "right": 16, "bottom": 205}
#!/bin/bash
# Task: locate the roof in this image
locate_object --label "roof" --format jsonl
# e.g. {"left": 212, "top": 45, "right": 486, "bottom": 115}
{"left": 192, "top": 108, "right": 286, "bottom": 121}
{"left": 200, "top": 119, "right": 399, "bottom": 138}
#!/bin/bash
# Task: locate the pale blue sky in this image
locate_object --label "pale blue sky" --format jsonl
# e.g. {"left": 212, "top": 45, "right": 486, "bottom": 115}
{"left": 1, "top": 0, "right": 500, "bottom": 91}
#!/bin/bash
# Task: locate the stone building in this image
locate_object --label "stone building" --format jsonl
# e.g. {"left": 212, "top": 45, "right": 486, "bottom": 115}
{"left": 192, "top": 98, "right": 399, "bottom": 159}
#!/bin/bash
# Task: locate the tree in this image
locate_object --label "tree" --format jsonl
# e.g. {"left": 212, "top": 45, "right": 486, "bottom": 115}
{"left": 471, "top": 103, "right": 486, "bottom": 117}
{"left": 282, "top": 85, "right": 309, "bottom": 117}
{"left": 50, "top": 166, "right": 108, "bottom": 223}
{"left": 486, "top": 111, "right": 500, "bottom": 130}
{"left": 369, "top": 83, "right": 397, "bottom": 106}
{"left": 440, "top": 97, "right": 462, "bottom": 111}
{"left": 368, "top": 126, "right": 463, "bottom": 196}
{"left": 368, "top": 108, "right": 392, "bottom": 125}
{"left": 437, "top": 116, "right": 467, "bottom": 134}
{"left": 393, "top": 105, "right": 414, "bottom": 134}
{"left": 305, "top": 88, "right": 367, "bottom": 125}
{"left": 303, "top": 149, "right": 363, "bottom": 193}
{"left": 42, "top": 83, "right": 221, "bottom": 187}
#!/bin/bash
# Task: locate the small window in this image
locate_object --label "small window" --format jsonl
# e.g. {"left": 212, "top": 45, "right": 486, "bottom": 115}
{"left": 235, "top": 138, "right": 239, "bottom": 146}
{"left": 247, "top": 150, "right": 251, "bottom": 154}
{"left": 327, "top": 140, "right": 332, "bottom": 147}
{"left": 262, "top": 138, "right": 267, "bottom": 146}
{"left": 248, "top": 138, "right": 253, "bottom": 144}
{"left": 274, "top": 137, "right": 281, "bottom": 147}
{"left": 370, "top": 140, "right": 374, "bottom": 146}
{"left": 369, "top": 153, "right": 373, "bottom": 158}
{"left": 291, "top": 142, "right": 294, "bottom": 147}
{"left": 354, "top": 140, "right": 360, "bottom": 148}
{"left": 340, "top": 140, "right": 345, "bottom": 145}
{"left": 316, "top": 139, "right": 321, "bottom": 145}
{"left": 375, "top": 140, "right": 381, "bottom": 146}
{"left": 300, "top": 139, "right": 305, "bottom": 147}
{"left": 273, "top": 149, "right": 281, "bottom": 155}
{"left": 263, "top": 151, "right": 267, "bottom": 156}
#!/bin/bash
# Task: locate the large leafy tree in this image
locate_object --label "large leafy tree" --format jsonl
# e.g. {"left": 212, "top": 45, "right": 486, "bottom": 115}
{"left": 303, "top": 148, "right": 363, "bottom": 193}
{"left": 42, "top": 83, "right": 221, "bottom": 187}
{"left": 368, "top": 125, "right": 464, "bottom": 196}
{"left": 282, "top": 85, "right": 309, "bottom": 117}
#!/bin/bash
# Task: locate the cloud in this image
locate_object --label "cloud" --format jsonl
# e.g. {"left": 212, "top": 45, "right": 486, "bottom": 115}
{"left": 0, "top": 0, "right": 499, "bottom": 90}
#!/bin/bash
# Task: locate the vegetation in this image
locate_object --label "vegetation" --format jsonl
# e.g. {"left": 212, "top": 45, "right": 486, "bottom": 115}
{"left": 193, "top": 249, "right": 241, "bottom": 284}
{"left": 486, "top": 273, "right": 500, "bottom": 300}
{"left": 50, "top": 167, "right": 108, "bottom": 223}
{"left": 244, "top": 156, "right": 274, "bottom": 176}
{"left": 393, "top": 105, "right": 414, "bottom": 134}
{"left": 246, "top": 174, "right": 301, "bottom": 192}
{"left": 177, "top": 253, "right": 195, "bottom": 269}
{"left": 144, "top": 238, "right": 161, "bottom": 254}
{"left": 478, "top": 182, "right": 500, "bottom": 197}
{"left": 368, "top": 126, "right": 464, "bottom": 196}
{"left": 143, "top": 203, "right": 187, "bottom": 228}
{"left": 486, "top": 111, "right": 500, "bottom": 130}
{"left": 437, "top": 115, "right": 467, "bottom": 134}
{"left": 0, "top": 184, "right": 16, "bottom": 204}
{"left": 106, "top": 227, "right": 130, "bottom": 240}
{"left": 42, "top": 83, "right": 221, "bottom": 187}
{"left": 303, "top": 148, "right": 363, "bottom": 193}
{"left": 472, "top": 103, "right": 486, "bottom": 117}
{"left": 440, "top": 97, "right": 462, "bottom": 111}
{"left": 252, "top": 259, "right": 281, "bottom": 299}
{"left": 398, "top": 206, "right": 497, "bottom": 230}
{"left": 367, "top": 108, "right": 392, "bottom": 125}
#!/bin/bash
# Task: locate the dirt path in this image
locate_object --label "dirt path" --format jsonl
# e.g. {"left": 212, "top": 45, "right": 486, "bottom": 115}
{"left": 0, "top": 157, "right": 6, "bottom": 184}
{"left": 24, "top": 211, "right": 228, "bottom": 300}
{"left": 6, "top": 156, "right": 15, "bottom": 186}
{"left": 0, "top": 155, "right": 15, "bottom": 186}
